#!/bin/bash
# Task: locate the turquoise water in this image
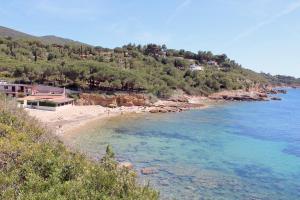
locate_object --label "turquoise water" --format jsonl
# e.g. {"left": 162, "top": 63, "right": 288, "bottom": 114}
{"left": 66, "top": 89, "right": 300, "bottom": 200}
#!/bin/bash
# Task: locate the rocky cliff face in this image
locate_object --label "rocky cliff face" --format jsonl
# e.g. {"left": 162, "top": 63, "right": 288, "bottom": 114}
{"left": 77, "top": 93, "right": 151, "bottom": 107}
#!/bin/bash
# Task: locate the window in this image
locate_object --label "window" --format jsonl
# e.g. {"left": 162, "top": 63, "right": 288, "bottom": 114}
{"left": 4, "top": 86, "right": 8, "bottom": 90}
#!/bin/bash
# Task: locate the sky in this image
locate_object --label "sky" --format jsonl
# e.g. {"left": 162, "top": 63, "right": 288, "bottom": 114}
{"left": 1, "top": 0, "right": 300, "bottom": 77}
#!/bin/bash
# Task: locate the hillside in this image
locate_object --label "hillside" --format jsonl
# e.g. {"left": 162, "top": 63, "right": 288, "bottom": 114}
{"left": 0, "top": 26, "right": 297, "bottom": 98}
{"left": 0, "top": 26, "right": 36, "bottom": 40}
{"left": 39, "top": 35, "right": 87, "bottom": 46}
{"left": 0, "top": 26, "right": 86, "bottom": 46}
{"left": 261, "top": 73, "right": 300, "bottom": 86}
{"left": 0, "top": 95, "right": 158, "bottom": 199}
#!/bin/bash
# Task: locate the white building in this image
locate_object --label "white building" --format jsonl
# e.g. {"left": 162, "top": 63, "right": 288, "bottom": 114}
{"left": 207, "top": 60, "right": 219, "bottom": 66}
{"left": 189, "top": 64, "right": 203, "bottom": 71}
{"left": 0, "top": 82, "right": 34, "bottom": 97}
{"left": 0, "top": 80, "right": 7, "bottom": 85}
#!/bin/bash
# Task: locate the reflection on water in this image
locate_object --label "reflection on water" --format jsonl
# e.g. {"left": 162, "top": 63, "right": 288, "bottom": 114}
{"left": 64, "top": 89, "right": 300, "bottom": 200}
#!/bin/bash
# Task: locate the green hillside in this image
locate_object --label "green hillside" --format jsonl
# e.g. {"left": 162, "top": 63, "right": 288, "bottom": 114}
{"left": 1, "top": 26, "right": 296, "bottom": 98}
{"left": 0, "top": 26, "right": 86, "bottom": 46}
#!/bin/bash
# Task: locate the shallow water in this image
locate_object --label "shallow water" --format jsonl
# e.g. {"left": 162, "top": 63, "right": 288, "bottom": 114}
{"left": 66, "top": 89, "right": 300, "bottom": 200}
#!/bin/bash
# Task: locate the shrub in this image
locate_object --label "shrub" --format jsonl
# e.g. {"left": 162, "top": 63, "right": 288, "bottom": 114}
{"left": 0, "top": 95, "right": 159, "bottom": 200}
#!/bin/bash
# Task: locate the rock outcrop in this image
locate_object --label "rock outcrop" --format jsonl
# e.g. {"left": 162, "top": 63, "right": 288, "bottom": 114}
{"left": 77, "top": 93, "right": 151, "bottom": 107}
{"left": 209, "top": 90, "right": 269, "bottom": 101}
{"left": 276, "top": 89, "right": 287, "bottom": 94}
{"left": 117, "top": 162, "right": 133, "bottom": 170}
{"left": 149, "top": 103, "right": 204, "bottom": 114}
{"left": 265, "top": 89, "right": 287, "bottom": 94}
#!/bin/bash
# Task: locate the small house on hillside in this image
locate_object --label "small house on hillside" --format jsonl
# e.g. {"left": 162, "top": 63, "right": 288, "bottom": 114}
{"left": 189, "top": 64, "right": 203, "bottom": 71}
{"left": 0, "top": 82, "right": 34, "bottom": 97}
{"left": 207, "top": 60, "right": 219, "bottom": 66}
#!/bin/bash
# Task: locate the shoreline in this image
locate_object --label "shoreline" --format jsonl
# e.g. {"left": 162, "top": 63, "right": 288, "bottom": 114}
{"left": 25, "top": 98, "right": 213, "bottom": 138}
{"left": 25, "top": 87, "right": 290, "bottom": 138}
{"left": 26, "top": 105, "right": 152, "bottom": 136}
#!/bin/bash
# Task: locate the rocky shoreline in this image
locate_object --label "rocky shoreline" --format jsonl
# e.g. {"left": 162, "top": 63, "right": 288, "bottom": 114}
{"left": 26, "top": 86, "right": 291, "bottom": 138}
{"left": 208, "top": 88, "right": 287, "bottom": 102}
{"left": 75, "top": 87, "right": 289, "bottom": 115}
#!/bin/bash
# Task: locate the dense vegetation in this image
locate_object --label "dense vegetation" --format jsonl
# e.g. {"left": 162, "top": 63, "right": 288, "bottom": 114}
{"left": 0, "top": 95, "right": 158, "bottom": 199}
{"left": 261, "top": 73, "right": 300, "bottom": 86}
{"left": 0, "top": 35, "right": 270, "bottom": 98}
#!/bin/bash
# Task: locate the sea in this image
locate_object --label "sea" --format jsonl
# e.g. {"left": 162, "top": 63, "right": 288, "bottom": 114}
{"left": 64, "top": 88, "right": 300, "bottom": 200}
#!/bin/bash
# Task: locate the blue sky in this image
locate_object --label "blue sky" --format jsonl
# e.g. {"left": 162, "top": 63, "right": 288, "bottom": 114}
{"left": 1, "top": 0, "right": 300, "bottom": 77}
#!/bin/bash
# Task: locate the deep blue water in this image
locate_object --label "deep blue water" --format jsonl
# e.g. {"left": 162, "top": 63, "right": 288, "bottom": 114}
{"left": 66, "top": 89, "right": 300, "bottom": 200}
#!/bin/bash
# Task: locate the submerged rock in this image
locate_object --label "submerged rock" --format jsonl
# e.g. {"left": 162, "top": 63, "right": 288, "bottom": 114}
{"left": 141, "top": 167, "right": 157, "bottom": 175}
{"left": 276, "top": 89, "right": 287, "bottom": 94}
{"left": 271, "top": 97, "right": 282, "bottom": 101}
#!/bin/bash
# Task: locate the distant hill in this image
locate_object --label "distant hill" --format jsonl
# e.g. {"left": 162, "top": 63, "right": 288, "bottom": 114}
{"left": 0, "top": 26, "right": 35, "bottom": 39}
{"left": 0, "top": 26, "right": 89, "bottom": 46}
{"left": 38, "top": 35, "right": 89, "bottom": 46}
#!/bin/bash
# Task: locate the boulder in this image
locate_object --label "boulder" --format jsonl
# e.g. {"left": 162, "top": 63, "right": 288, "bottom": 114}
{"left": 149, "top": 108, "right": 160, "bottom": 113}
{"left": 271, "top": 97, "right": 282, "bottom": 101}
{"left": 267, "top": 89, "right": 278, "bottom": 94}
{"left": 108, "top": 103, "right": 117, "bottom": 108}
{"left": 276, "top": 89, "right": 287, "bottom": 94}
{"left": 121, "top": 102, "right": 134, "bottom": 107}
{"left": 169, "top": 96, "right": 189, "bottom": 103}
{"left": 159, "top": 108, "right": 168, "bottom": 113}
{"left": 117, "top": 162, "right": 133, "bottom": 170}
{"left": 258, "top": 93, "right": 268, "bottom": 98}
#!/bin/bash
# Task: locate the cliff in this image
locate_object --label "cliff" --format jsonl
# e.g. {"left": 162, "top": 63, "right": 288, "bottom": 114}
{"left": 77, "top": 93, "right": 152, "bottom": 107}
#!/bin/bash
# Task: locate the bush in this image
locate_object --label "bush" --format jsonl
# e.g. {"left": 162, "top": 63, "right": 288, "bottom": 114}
{"left": 0, "top": 95, "right": 159, "bottom": 200}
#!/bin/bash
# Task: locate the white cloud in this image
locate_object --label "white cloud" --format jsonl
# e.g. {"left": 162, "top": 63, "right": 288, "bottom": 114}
{"left": 135, "top": 32, "right": 171, "bottom": 45}
{"left": 108, "top": 18, "right": 141, "bottom": 36}
{"left": 166, "top": 0, "right": 192, "bottom": 25}
{"left": 31, "top": 0, "right": 100, "bottom": 20}
{"left": 227, "top": 0, "right": 300, "bottom": 46}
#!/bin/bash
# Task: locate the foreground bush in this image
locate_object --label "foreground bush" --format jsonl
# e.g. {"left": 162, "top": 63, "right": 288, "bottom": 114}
{"left": 0, "top": 95, "right": 159, "bottom": 200}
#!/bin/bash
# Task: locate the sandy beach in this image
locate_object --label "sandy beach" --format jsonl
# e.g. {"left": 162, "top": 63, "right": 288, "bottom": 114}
{"left": 25, "top": 96, "right": 212, "bottom": 137}
{"left": 26, "top": 105, "right": 154, "bottom": 136}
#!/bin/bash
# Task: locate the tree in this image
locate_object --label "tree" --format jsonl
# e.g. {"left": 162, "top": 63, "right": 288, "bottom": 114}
{"left": 111, "top": 79, "right": 122, "bottom": 90}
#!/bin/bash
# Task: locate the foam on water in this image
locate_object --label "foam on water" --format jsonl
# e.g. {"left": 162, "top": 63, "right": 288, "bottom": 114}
{"left": 65, "top": 89, "right": 300, "bottom": 200}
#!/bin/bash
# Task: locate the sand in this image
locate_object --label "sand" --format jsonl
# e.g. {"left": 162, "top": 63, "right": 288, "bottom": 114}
{"left": 25, "top": 97, "right": 212, "bottom": 137}
{"left": 25, "top": 105, "right": 152, "bottom": 136}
